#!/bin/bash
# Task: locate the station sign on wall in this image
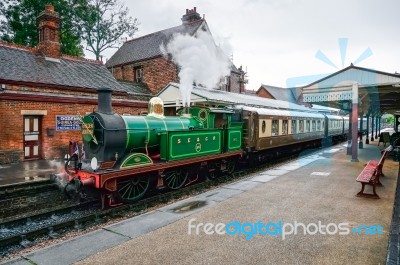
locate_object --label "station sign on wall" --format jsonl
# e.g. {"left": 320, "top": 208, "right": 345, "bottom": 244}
{"left": 56, "top": 116, "right": 82, "bottom": 131}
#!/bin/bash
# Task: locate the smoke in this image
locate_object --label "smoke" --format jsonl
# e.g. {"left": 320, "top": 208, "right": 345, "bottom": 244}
{"left": 48, "top": 159, "right": 73, "bottom": 192}
{"left": 161, "top": 30, "right": 231, "bottom": 107}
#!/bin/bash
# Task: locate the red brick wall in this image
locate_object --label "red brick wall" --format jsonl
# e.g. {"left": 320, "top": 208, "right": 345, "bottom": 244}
{"left": 142, "top": 57, "right": 178, "bottom": 94}
{"left": 111, "top": 57, "right": 245, "bottom": 95}
{"left": 111, "top": 67, "right": 123, "bottom": 80}
{"left": 0, "top": 87, "right": 147, "bottom": 162}
{"left": 111, "top": 57, "right": 178, "bottom": 94}
{"left": 122, "top": 65, "right": 134, "bottom": 81}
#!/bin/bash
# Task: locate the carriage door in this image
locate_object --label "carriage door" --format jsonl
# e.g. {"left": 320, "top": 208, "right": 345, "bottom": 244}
{"left": 250, "top": 112, "right": 258, "bottom": 147}
{"left": 23, "top": 116, "right": 42, "bottom": 159}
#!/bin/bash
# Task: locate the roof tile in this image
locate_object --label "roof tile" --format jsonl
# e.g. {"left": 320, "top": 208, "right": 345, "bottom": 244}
{"left": 105, "top": 20, "right": 204, "bottom": 67}
{"left": 0, "top": 43, "right": 124, "bottom": 91}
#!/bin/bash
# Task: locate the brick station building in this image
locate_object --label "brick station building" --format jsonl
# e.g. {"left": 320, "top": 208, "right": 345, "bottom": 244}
{"left": 106, "top": 7, "right": 247, "bottom": 95}
{"left": 0, "top": 5, "right": 149, "bottom": 163}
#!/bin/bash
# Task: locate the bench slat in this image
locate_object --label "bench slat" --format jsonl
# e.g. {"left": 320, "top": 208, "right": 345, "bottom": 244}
{"left": 356, "top": 165, "right": 376, "bottom": 183}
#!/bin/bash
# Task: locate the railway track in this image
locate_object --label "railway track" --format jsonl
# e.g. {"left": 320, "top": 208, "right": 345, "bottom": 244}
{"left": 0, "top": 142, "right": 342, "bottom": 260}
{"left": 0, "top": 169, "right": 247, "bottom": 257}
{"left": 0, "top": 180, "right": 75, "bottom": 223}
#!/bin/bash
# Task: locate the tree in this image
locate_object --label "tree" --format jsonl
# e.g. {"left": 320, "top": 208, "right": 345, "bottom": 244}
{"left": 80, "top": 0, "right": 139, "bottom": 60}
{"left": 0, "top": 0, "right": 86, "bottom": 56}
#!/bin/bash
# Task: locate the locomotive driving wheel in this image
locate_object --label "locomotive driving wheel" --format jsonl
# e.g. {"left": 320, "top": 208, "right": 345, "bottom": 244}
{"left": 165, "top": 168, "right": 189, "bottom": 190}
{"left": 207, "top": 162, "right": 219, "bottom": 179}
{"left": 117, "top": 175, "right": 150, "bottom": 202}
{"left": 225, "top": 158, "right": 236, "bottom": 174}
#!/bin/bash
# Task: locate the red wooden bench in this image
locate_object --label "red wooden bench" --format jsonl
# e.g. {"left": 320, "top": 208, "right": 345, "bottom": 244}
{"left": 356, "top": 145, "right": 393, "bottom": 199}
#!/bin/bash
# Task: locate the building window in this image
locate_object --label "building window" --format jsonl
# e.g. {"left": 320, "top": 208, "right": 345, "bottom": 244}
{"left": 135, "top": 67, "right": 143, "bottom": 83}
{"left": 271, "top": 120, "right": 279, "bottom": 136}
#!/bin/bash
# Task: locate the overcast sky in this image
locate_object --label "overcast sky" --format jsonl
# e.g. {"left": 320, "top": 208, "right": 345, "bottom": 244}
{"left": 99, "top": 0, "right": 400, "bottom": 90}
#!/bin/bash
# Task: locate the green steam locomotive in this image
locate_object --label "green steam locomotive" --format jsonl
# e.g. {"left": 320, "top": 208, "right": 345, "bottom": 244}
{"left": 66, "top": 88, "right": 243, "bottom": 206}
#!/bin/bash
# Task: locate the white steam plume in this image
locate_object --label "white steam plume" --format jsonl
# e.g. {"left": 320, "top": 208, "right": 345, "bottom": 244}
{"left": 161, "top": 30, "right": 231, "bottom": 107}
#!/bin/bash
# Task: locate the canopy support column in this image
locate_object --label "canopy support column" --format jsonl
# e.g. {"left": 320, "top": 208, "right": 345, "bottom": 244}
{"left": 351, "top": 83, "right": 359, "bottom": 162}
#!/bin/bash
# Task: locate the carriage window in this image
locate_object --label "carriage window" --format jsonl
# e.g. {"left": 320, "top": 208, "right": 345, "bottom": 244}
{"left": 291, "top": 120, "right": 297, "bottom": 134}
{"left": 299, "top": 120, "right": 304, "bottom": 133}
{"left": 271, "top": 120, "right": 279, "bottom": 136}
{"left": 306, "top": 120, "right": 310, "bottom": 132}
{"left": 312, "top": 120, "right": 316, "bottom": 131}
{"left": 317, "top": 120, "right": 321, "bottom": 131}
{"left": 282, "top": 120, "right": 288, "bottom": 135}
{"left": 262, "top": 120, "right": 266, "bottom": 133}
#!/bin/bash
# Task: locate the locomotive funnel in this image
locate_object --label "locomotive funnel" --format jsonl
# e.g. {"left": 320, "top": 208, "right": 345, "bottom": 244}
{"left": 97, "top": 87, "right": 113, "bottom": 114}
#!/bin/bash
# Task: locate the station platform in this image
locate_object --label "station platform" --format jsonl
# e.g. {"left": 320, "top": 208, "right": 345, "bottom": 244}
{"left": 2, "top": 141, "right": 399, "bottom": 265}
{"left": 0, "top": 159, "right": 62, "bottom": 186}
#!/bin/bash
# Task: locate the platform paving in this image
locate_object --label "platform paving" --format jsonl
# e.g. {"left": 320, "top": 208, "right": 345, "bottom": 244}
{"left": 1, "top": 142, "right": 398, "bottom": 265}
{"left": 0, "top": 159, "right": 62, "bottom": 185}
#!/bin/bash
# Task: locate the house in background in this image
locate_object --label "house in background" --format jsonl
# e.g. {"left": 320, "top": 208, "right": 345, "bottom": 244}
{"left": 0, "top": 5, "right": 148, "bottom": 163}
{"left": 105, "top": 7, "right": 247, "bottom": 95}
{"left": 256, "top": 84, "right": 300, "bottom": 103}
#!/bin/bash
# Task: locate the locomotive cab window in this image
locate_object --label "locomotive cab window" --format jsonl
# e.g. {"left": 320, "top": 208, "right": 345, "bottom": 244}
{"left": 271, "top": 120, "right": 279, "bottom": 136}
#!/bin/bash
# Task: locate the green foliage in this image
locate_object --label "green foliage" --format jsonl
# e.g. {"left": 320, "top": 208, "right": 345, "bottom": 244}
{"left": 0, "top": 0, "right": 138, "bottom": 59}
{"left": 0, "top": 0, "right": 85, "bottom": 56}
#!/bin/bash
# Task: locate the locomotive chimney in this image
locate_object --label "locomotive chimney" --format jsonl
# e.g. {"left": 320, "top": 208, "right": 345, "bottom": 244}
{"left": 97, "top": 88, "right": 113, "bottom": 114}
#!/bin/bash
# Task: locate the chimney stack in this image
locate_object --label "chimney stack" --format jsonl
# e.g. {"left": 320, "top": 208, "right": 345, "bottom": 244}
{"left": 181, "top": 7, "right": 202, "bottom": 24}
{"left": 37, "top": 5, "right": 61, "bottom": 58}
{"left": 97, "top": 88, "right": 113, "bottom": 114}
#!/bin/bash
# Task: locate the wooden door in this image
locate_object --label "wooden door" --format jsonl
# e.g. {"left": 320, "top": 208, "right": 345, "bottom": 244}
{"left": 23, "top": 116, "right": 42, "bottom": 159}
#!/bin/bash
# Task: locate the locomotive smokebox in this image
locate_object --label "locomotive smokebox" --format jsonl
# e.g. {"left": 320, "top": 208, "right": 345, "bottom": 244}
{"left": 97, "top": 87, "right": 113, "bottom": 114}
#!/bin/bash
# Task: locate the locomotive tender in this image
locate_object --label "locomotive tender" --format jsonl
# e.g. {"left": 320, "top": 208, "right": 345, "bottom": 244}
{"left": 64, "top": 87, "right": 349, "bottom": 207}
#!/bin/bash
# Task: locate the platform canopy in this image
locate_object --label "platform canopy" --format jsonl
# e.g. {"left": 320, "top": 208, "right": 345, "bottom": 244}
{"left": 302, "top": 65, "right": 400, "bottom": 116}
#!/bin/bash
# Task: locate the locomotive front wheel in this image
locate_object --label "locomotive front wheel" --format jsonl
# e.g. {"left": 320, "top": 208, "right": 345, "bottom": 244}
{"left": 165, "top": 168, "right": 189, "bottom": 190}
{"left": 117, "top": 175, "right": 150, "bottom": 202}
